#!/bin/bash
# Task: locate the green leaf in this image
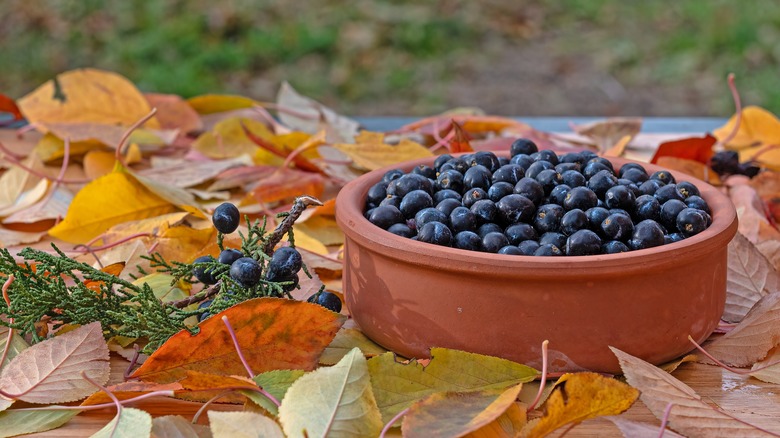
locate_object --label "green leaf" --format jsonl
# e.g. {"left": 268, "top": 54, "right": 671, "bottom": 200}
{"left": 278, "top": 348, "right": 383, "bottom": 438}
{"left": 319, "top": 328, "right": 387, "bottom": 365}
{"left": 208, "top": 411, "right": 283, "bottom": 438}
{"left": 244, "top": 369, "right": 305, "bottom": 415}
{"left": 0, "top": 409, "right": 78, "bottom": 437}
{"left": 368, "top": 347, "right": 538, "bottom": 424}
{"left": 92, "top": 407, "right": 152, "bottom": 438}
{"left": 401, "top": 384, "right": 525, "bottom": 438}
{"left": 151, "top": 415, "right": 211, "bottom": 437}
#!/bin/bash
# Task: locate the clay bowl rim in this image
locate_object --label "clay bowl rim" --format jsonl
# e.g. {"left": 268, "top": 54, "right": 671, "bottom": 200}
{"left": 336, "top": 153, "right": 738, "bottom": 279}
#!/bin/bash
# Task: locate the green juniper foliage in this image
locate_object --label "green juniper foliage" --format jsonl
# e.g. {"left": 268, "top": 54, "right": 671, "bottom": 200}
{"left": 0, "top": 202, "right": 311, "bottom": 354}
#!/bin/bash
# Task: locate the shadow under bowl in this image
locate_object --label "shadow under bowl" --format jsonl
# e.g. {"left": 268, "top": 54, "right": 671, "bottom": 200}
{"left": 335, "top": 155, "right": 737, "bottom": 373}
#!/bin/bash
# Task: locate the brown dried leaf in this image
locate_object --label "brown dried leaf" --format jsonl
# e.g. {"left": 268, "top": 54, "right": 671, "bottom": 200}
{"left": 401, "top": 384, "right": 523, "bottom": 438}
{"left": 0, "top": 322, "right": 109, "bottom": 404}
{"left": 319, "top": 328, "right": 388, "bottom": 366}
{"left": 703, "top": 292, "right": 780, "bottom": 367}
{"left": 0, "top": 227, "right": 47, "bottom": 247}
{"left": 138, "top": 156, "right": 250, "bottom": 189}
{"left": 571, "top": 118, "right": 642, "bottom": 154}
{"left": 151, "top": 415, "right": 212, "bottom": 438}
{"left": 725, "top": 233, "right": 779, "bottom": 322}
{"left": 749, "top": 345, "right": 780, "bottom": 384}
{"left": 277, "top": 81, "right": 360, "bottom": 143}
{"left": 612, "top": 346, "right": 780, "bottom": 436}
{"left": 604, "top": 417, "right": 686, "bottom": 438}
{"left": 729, "top": 183, "right": 780, "bottom": 244}
{"left": 209, "top": 411, "right": 284, "bottom": 438}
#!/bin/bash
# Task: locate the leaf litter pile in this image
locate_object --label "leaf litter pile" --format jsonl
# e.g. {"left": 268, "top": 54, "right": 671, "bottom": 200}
{"left": 0, "top": 69, "right": 778, "bottom": 437}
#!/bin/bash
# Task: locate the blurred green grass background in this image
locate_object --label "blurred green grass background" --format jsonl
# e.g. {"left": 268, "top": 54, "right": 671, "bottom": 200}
{"left": 1, "top": 0, "right": 779, "bottom": 116}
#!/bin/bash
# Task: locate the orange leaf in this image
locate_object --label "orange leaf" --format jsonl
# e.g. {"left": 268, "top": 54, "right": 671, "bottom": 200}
{"left": 651, "top": 134, "right": 716, "bottom": 164}
{"left": 175, "top": 370, "right": 259, "bottom": 403}
{"left": 130, "top": 298, "right": 346, "bottom": 383}
{"left": 0, "top": 94, "right": 23, "bottom": 121}
{"left": 144, "top": 93, "right": 203, "bottom": 133}
{"left": 81, "top": 381, "right": 182, "bottom": 406}
{"left": 83, "top": 262, "right": 126, "bottom": 293}
{"left": 252, "top": 168, "right": 324, "bottom": 205}
{"left": 450, "top": 122, "right": 475, "bottom": 153}
{"left": 399, "top": 115, "right": 530, "bottom": 138}
{"left": 242, "top": 123, "right": 322, "bottom": 172}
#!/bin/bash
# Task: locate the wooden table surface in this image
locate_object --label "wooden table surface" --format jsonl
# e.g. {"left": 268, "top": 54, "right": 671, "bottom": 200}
{"left": 29, "top": 356, "right": 780, "bottom": 437}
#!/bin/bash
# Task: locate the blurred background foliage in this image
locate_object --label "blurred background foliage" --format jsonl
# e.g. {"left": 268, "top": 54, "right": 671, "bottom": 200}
{"left": 1, "top": 0, "right": 779, "bottom": 116}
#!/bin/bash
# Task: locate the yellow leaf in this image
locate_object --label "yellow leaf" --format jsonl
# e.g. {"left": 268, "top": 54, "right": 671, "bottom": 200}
{"left": 187, "top": 94, "right": 257, "bottom": 114}
{"left": 193, "top": 117, "right": 281, "bottom": 164}
{"left": 526, "top": 372, "right": 638, "bottom": 438}
{"left": 284, "top": 228, "right": 328, "bottom": 255}
{"left": 334, "top": 131, "right": 433, "bottom": 171}
{"left": 713, "top": 106, "right": 780, "bottom": 149}
{"left": 48, "top": 166, "right": 178, "bottom": 243}
{"left": 33, "top": 134, "right": 103, "bottom": 162}
{"left": 83, "top": 150, "right": 117, "bottom": 180}
{"left": 296, "top": 216, "right": 344, "bottom": 246}
{"left": 17, "top": 68, "right": 160, "bottom": 128}
{"left": 738, "top": 144, "right": 780, "bottom": 171}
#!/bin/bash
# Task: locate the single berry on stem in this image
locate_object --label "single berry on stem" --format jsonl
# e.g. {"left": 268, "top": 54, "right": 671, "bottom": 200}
{"left": 212, "top": 203, "right": 241, "bottom": 234}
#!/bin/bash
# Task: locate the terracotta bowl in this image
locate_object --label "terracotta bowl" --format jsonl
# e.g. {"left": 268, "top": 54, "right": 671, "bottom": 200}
{"left": 335, "top": 155, "right": 737, "bottom": 373}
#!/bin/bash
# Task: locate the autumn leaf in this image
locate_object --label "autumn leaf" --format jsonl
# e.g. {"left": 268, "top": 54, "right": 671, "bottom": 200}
{"left": 0, "top": 409, "right": 79, "bottom": 438}
{"left": 450, "top": 122, "right": 475, "bottom": 153}
{"left": 401, "top": 384, "right": 524, "bottom": 438}
{"left": 277, "top": 81, "right": 360, "bottom": 143}
{"left": 175, "top": 370, "right": 258, "bottom": 404}
{"left": 525, "top": 372, "right": 638, "bottom": 438}
{"left": 650, "top": 134, "right": 716, "bottom": 164}
{"left": 92, "top": 407, "right": 152, "bottom": 438}
{"left": 131, "top": 298, "right": 346, "bottom": 383}
{"left": 187, "top": 94, "right": 257, "bottom": 114}
{"left": 612, "top": 346, "right": 780, "bottom": 436}
{"left": 713, "top": 106, "right": 780, "bottom": 149}
{"left": 702, "top": 292, "right": 780, "bottom": 367}
{"left": 137, "top": 156, "right": 250, "bottom": 189}
{"left": 39, "top": 122, "right": 170, "bottom": 151}
{"left": 0, "top": 94, "right": 23, "bottom": 121}
{"left": 133, "top": 273, "right": 190, "bottom": 303}
{"left": 144, "top": 93, "right": 203, "bottom": 133}
{"left": 571, "top": 117, "right": 642, "bottom": 154}
{"left": 749, "top": 345, "right": 780, "bottom": 384}
{"left": 319, "top": 328, "right": 388, "bottom": 365}
{"left": 151, "top": 415, "right": 212, "bottom": 438}
{"left": 193, "top": 117, "right": 282, "bottom": 164}
{"left": 252, "top": 167, "right": 325, "bottom": 205}
{"left": 242, "top": 124, "right": 323, "bottom": 172}
{"left": 245, "top": 369, "right": 305, "bottom": 415}
{"left": 209, "top": 411, "right": 284, "bottom": 438}
{"left": 278, "top": 348, "right": 383, "bottom": 438}
{"left": 368, "top": 348, "right": 538, "bottom": 424}
{"left": 0, "top": 327, "right": 29, "bottom": 370}
{"left": 0, "top": 227, "right": 47, "bottom": 248}
{"left": 295, "top": 216, "right": 344, "bottom": 247}
{"left": 655, "top": 157, "right": 721, "bottom": 184}
{"left": 0, "top": 322, "right": 109, "bottom": 404}
{"left": 0, "top": 154, "right": 45, "bottom": 214}
{"left": 333, "top": 131, "right": 433, "bottom": 171}
{"left": 83, "top": 261, "right": 126, "bottom": 293}
{"left": 728, "top": 181, "right": 780, "bottom": 244}
{"left": 17, "top": 68, "right": 160, "bottom": 128}
{"left": 48, "top": 164, "right": 178, "bottom": 244}
{"left": 724, "top": 233, "right": 779, "bottom": 322}
{"left": 604, "top": 417, "right": 686, "bottom": 438}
